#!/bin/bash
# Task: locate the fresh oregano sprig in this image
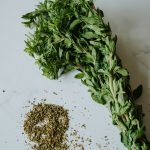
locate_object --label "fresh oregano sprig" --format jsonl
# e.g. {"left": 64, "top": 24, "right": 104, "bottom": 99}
{"left": 22, "top": 0, "right": 150, "bottom": 149}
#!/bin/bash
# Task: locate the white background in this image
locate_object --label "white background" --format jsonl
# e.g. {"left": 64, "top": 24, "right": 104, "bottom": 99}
{"left": 0, "top": 0, "right": 150, "bottom": 150}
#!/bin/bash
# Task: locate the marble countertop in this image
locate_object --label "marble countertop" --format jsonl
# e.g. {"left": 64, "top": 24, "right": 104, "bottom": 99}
{"left": 0, "top": 0, "right": 150, "bottom": 149}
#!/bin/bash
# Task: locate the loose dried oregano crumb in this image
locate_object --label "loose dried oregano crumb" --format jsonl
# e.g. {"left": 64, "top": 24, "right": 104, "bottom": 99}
{"left": 23, "top": 103, "right": 69, "bottom": 150}
{"left": 23, "top": 101, "right": 102, "bottom": 149}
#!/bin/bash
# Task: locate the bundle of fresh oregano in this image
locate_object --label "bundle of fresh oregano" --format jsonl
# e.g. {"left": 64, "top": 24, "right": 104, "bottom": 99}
{"left": 22, "top": 0, "right": 150, "bottom": 149}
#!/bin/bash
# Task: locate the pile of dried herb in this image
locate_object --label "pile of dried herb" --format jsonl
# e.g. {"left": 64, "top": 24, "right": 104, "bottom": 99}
{"left": 22, "top": 0, "right": 150, "bottom": 149}
{"left": 23, "top": 103, "right": 69, "bottom": 150}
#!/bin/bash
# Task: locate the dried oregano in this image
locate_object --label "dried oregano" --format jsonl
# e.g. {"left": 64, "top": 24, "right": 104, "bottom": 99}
{"left": 24, "top": 103, "right": 69, "bottom": 150}
{"left": 22, "top": 0, "right": 150, "bottom": 149}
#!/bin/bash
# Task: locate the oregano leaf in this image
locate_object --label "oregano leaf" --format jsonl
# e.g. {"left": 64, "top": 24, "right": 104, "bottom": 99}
{"left": 133, "top": 84, "right": 143, "bottom": 100}
{"left": 74, "top": 72, "right": 84, "bottom": 79}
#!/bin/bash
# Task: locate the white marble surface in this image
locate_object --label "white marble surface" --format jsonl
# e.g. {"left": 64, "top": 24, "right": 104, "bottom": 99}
{"left": 0, "top": 0, "right": 150, "bottom": 150}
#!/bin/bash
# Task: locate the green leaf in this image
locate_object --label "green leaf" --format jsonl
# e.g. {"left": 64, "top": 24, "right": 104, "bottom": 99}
{"left": 98, "top": 69, "right": 109, "bottom": 76}
{"left": 22, "top": 12, "right": 34, "bottom": 19}
{"left": 131, "top": 119, "right": 139, "bottom": 127}
{"left": 83, "top": 25, "right": 101, "bottom": 35}
{"left": 119, "top": 101, "right": 132, "bottom": 115}
{"left": 69, "top": 19, "right": 81, "bottom": 30}
{"left": 59, "top": 48, "right": 63, "bottom": 58}
{"left": 86, "top": 52, "right": 94, "bottom": 63}
{"left": 74, "top": 72, "right": 84, "bottom": 79}
{"left": 82, "top": 32, "right": 98, "bottom": 39}
{"left": 91, "top": 93, "right": 106, "bottom": 105}
{"left": 61, "top": 65, "right": 74, "bottom": 75}
{"left": 89, "top": 41, "right": 101, "bottom": 47}
{"left": 118, "top": 121, "right": 127, "bottom": 131}
{"left": 81, "top": 79, "right": 88, "bottom": 86}
{"left": 92, "top": 48, "right": 97, "bottom": 61}
{"left": 97, "top": 8, "right": 104, "bottom": 17}
{"left": 66, "top": 52, "right": 69, "bottom": 61}
{"left": 81, "top": 78, "right": 94, "bottom": 87}
{"left": 88, "top": 86, "right": 97, "bottom": 94}
{"left": 82, "top": 16, "right": 97, "bottom": 25}
{"left": 64, "top": 39, "right": 72, "bottom": 48}
{"left": 116, "top": 68, "right": 128, "bottom": 76}
{"left": 121, "top": 132, "right": 129, "bottom": 147}
{"left": 141, "top": 143, "right": 149, "bottom": 150}
{"left": 131, "top": 126, "right": 145, "bottom": 141}
{"left": 109, "top": 36, "right": 117, "bottom": 52}
{"left": 133, "top": 84, "right": 143, "bottom": 100}
{"left": 54, "top": 34, "right": 62, "bottom": 43}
